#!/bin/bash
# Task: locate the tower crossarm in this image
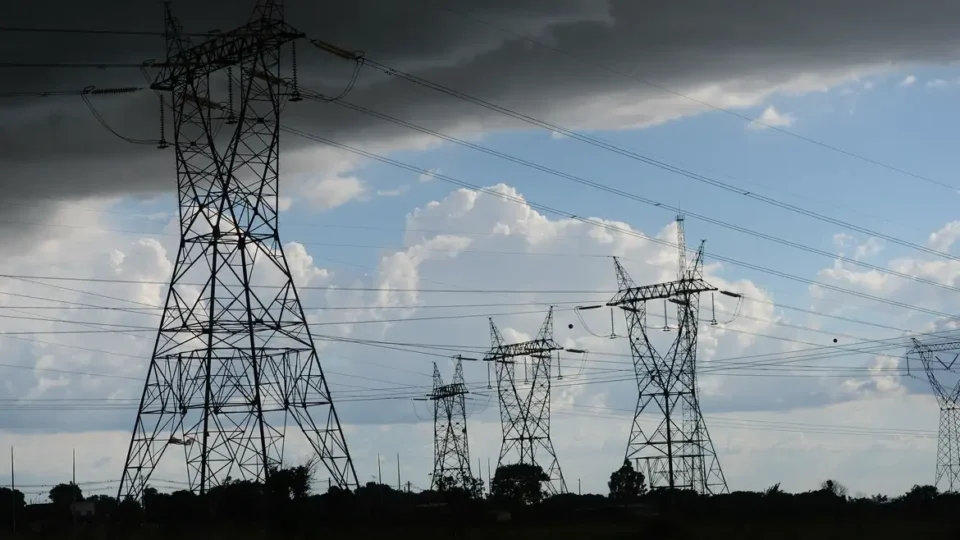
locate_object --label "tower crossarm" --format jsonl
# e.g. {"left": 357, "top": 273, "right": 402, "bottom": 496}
{"left": 152, "top": 19, "right": 304, "bottom": 91}
{"left": 607, "top": 278, "right": 716, "bottom": 308}
{"left": 484, "top": 339, "right": 562, "bottom": 363}
{"left": 910, "top": 339, "right": 960, "bottom": 355}
{"left": 910, "top": 338, "right": 960, "bottom": 403}
{"left": 430, "top": 382, "right": 469, "bottom": 401}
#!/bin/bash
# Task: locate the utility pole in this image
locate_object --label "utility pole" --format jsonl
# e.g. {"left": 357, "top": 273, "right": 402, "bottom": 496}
{"left": 486, "top": 309, "right": 567, "bottom": 495}
{"left": 377, "top": 454, "right": 382, "bottom": 485}
{"left": 487, "top": 458, "right": 491, "bottom": 493}
{"left": 72, "top": 448, "right": 76, "bottom": 529}
{"left": 396, "top": 453, "right": 401, "bottom": 491}
{"left": 10, "top": 447, "right": 15, "bottom": 533}
{"left": 117, "top": 0, "right": 358, "bottom": 501}
{"left": 477, "top": 457, "right": 483, "bottom": 492}
{"left": 578, "top": 478, "right": 581, "bottom": 495}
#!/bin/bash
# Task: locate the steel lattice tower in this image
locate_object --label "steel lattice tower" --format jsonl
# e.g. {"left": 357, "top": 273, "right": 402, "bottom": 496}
{"left": 428, "top": 358, "right": 474, "bottom": 491}
{"left": 117, "top": 0, "right": 357, "bottom": 500}
{"left": 909, "top": 339, "right": 960, "bottom": 492}
{"left": 486, "top": 308, "right": 567, "bottom": 495}
{"left": 606, "top": 217, "right": 728, "bottom": 494}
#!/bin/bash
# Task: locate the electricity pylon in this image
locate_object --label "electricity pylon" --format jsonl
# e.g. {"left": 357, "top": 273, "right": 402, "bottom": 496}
{"left": 486, "top": 308, "right": 567, "bottom": 495}
{"left": 428, "top": 357, "right": 474, "bottom": 491}
{"left": 607, "top": 216, "right": 729, "bottom": 494}
{"left": 118, "top": 0, "right": 358, "bottom": 500}
{"left": 909, "top": 338, "right": 960, "bottom": 492}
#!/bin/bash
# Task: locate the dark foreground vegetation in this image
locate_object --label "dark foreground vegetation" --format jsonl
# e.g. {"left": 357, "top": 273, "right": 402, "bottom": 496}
{"left": 1, "top": 461, "right": 958, "bottom": 539}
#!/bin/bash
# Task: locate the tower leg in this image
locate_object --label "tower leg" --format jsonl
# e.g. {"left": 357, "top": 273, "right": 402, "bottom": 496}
{"left": 936, "top": 406, "right": 960, "bottom": 492}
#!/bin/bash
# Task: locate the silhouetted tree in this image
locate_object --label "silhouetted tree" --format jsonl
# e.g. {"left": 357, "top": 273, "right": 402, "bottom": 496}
{"left": 48, "top": 482, "right": 83, "bottom": 507}
{"left": 898, "top": 484, "right": 939, "bottom": 505}
{"left": 607, "top": 460, "right": 647, "bottom": 501}
{"left": 86, "top": 494, "right": 118, "bottom": 519}
{"left": 435, "top": 474, "right": 484, "bottom": 500}
{"left": 819, "top": 479, "right": 848, "bottom": 499}
{"left": 491, "top": 463, "right": 549, "bottom": 506}
{"left": 266, "top": 461, "right": 314, "bottom": 501}
{"left": 0, "top": 487, "right": 25, "bottom": 529}
{"left": 764, "top": 483, "right": 784, "bottom": 497}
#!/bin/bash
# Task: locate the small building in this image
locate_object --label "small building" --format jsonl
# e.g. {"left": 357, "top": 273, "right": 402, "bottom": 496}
{"left": 70, "top": 500, "right": 96, "bottom": 519}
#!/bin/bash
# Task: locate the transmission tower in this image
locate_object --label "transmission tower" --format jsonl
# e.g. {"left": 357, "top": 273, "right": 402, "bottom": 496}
{"left": 486, "top": 308, "right": 567, "bottom": 495}
{"left": 117, "top": 0, "right": 358, "bottom": 500}
{"left": 427, "top": 357, "right": 474, "bottom": 491}
{"left": 909, "top": 338, "right": 960, "bottom": 492}
{"left": 606, "top": 216, "right": 729, "bottom": 494}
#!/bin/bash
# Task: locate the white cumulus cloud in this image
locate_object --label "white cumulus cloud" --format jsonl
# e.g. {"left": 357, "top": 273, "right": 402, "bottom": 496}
{"left": 749, "top": 105, "right": 797, "bottom": 130}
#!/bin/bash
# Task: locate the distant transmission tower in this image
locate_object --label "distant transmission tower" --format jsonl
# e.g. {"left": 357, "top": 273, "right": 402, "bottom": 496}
{"left": 909, "top": 338, "right": 960, "bottom": 492}
{"left": 118, "top": 0, "right": 358, "bottom": 500}
{"left": 428, "top": 357, "right": 474, "bottom": 491}
{"left": 486, "top": 308, "right": 567, "bottom": 494}
{"left": 606, "top": 216, "right": 730, "bottom": 494}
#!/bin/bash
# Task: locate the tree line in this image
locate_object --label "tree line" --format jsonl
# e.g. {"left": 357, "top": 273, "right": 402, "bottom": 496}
{"left": 0, "top": 460, "right": 957, "bottom": 533}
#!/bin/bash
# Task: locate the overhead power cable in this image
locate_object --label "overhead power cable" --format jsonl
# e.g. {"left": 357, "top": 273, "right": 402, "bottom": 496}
{"left": 3, "top": 275, "right": 957, "bottom": 374}
{"left": 432, "top": 3, "right": 957, "bottom": 193}
{"left": 304, "top": 92, "right": 960, "bottom": 298}
{"left": 0, "top": 266, "right": 938, "bottom": 369}
{"left": 4, "top": 26, "right": 952, "bottom": 266}
{"left": 281, "top": 126, "right": 960, "bottom": 321}
{"left": 1, "top": 22, "right": 952, "bottom": 193}
{"left": 342, "top": 52, "right": 960, "bottom": 265}
{"left": 0, "top": 273, "right": 610, "bottom": 294}
{"left": 5, "top": 282, "right": 936, "bottom": 380}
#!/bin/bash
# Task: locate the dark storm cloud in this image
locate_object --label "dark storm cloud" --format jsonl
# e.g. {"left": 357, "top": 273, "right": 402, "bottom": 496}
{"left": 2, "top": 0, "right": 960, "bottom": 206}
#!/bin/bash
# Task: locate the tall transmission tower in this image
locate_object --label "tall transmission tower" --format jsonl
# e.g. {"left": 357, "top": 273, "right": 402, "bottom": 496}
{"left": 117, "top": 0, "right": 358, "bottom": 500}
{"left": 909, "top": 338, "right": 960, "bottom": 492}
{"left": 606, "top": 216, "right": 730, "bottom": 494}
{"left": 485, "top": 308, "right": 567, "bottom": 495}
{"left": 427, "top": 357, "right": 474, "bottom": 491}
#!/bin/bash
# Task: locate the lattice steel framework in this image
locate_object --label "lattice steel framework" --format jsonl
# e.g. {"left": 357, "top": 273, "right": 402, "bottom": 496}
{"left": 428, "top": 358, "right": 474, "bottom": 490}
{"left": 486, "top": 308, "right": 566, "bottom": 495}
{"left": 118, "top": 0, "right": 358, "bottom": 500}
{"left": 606, "top": 217, "right": 728, "bottom": 494}
{"left": 909, "top": 338, "right": 960, "bottom": 492}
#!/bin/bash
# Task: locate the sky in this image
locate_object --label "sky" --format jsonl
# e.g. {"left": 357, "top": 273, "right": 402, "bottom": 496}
{"left": 2, "top": 0, "right": 960, "bottom": 501}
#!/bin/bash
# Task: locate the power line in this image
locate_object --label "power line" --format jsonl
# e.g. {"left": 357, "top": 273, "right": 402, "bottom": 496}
{"left": 0, "top": 26, "right": 271, "bottom": 38}
{"left": 0, "top": 193, "right": 910, "bottom": 320}
{"left": 0, "top": 267, "right": 939, "bottom": 374}
{"left": 346, "top": 53, "right": 960, "bottom": 265}
{"left": 0, "top": 307, "right": 936, "bottom": 389}
{"left": 2, "top": 28, "right": 955, "bottom": 267}
{"left": 431, "top": 3, "right": 958, "bottom": 193}
{"left": 305, "top": 93, "right": 960, "bottom": 298}
{"left": 282, "top": 126, "right": 960, "bottom": 321}
{"left": 2, "top": 279, "right": 955, "bottom": 370}
{"left": 4, "top": 28, "right": 953, "bottom": 268}
{"left": 0, "top": 26, "right": 166, "bottom": 37}
{"left": 0, "top": 274, "right": 610, "bottom": 294}
{"left": 0, "top": 299, "right": 591, "bottom": 311}
{"left": 3, "top": 21, "right": 952, "bottom": 194}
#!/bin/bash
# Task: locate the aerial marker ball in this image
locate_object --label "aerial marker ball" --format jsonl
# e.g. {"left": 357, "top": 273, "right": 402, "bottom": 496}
{"left": 568, "top": 324, "right": 574, "bottom": 329}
